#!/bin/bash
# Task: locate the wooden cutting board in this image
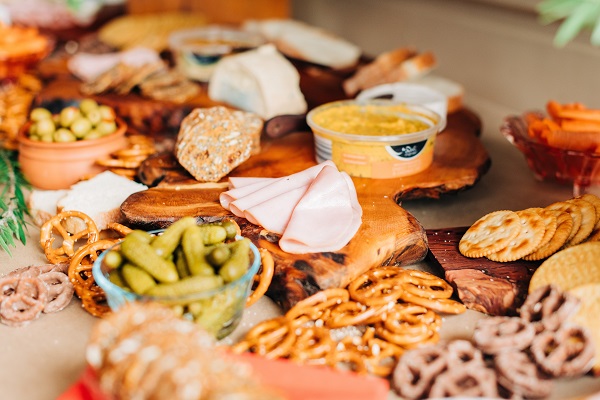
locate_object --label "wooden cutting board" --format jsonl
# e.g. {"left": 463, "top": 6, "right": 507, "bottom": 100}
{"left": 121, "top": 110, "right": 488, "bottom": 309}
{"left": 426, "top": 227, "right": 541, "bottom": 316}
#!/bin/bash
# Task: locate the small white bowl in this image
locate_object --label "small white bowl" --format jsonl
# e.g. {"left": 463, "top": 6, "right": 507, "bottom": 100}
{"left": 357, "top": 82, "right": 447, "bottom": 129}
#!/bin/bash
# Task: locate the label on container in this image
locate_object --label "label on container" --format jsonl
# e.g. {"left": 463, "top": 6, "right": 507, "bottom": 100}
{"left": 318, "top": 134, "right": 435, "bottom": 179}
{"left": 386, "top": 139, "right": 428, "bottom": 160}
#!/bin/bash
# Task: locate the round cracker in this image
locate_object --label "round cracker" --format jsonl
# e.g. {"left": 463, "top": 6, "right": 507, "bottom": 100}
{"left": 586, "top": 228, "right": 600, "bottom": 243}
{"left": 568, "top": 283, "right": 600, "bottom": 375}
{"left": 523, "top": 210, "right": 572, "bottom": 261}
{"left": 522, "top": 208, "right": 557, "bottom": 254}
{"left": 565, "top": 198, "right": 597, "bottom": 246}
{"left": 577, "top": 193, "right": 600, "bottom": 231}
{"left": 545, "top": 200, "right": 581, "bottom": 242}
{"left": 529, "top": 241, "right": 600, "bottom": 293}
{"left": 486, "top": 209, "right": 545, "bottom": 262}
{"left": 459, "top": 210, "right": 521, "bottom": 258}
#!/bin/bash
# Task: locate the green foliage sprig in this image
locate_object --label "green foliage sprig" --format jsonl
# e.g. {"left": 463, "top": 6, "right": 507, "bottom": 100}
{"left": 538, "top": 0, "right": 600, "bottom": 47}
{"left": 0, "top": 149, "right": 29, "bottom": 256}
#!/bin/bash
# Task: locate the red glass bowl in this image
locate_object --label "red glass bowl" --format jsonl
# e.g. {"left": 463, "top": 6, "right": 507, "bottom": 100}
{"left": 501, "top": 113, "right": 600, "bottom": 195}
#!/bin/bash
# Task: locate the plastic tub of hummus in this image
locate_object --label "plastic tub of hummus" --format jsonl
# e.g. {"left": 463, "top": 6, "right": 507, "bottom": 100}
{"left": 306, "top": 99, "right": 444, "bottom": 179}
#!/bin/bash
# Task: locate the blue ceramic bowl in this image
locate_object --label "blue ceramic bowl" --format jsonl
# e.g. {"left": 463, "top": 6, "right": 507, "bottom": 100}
{"left": 92, "top": 230, "right": 261, "bottom": 339}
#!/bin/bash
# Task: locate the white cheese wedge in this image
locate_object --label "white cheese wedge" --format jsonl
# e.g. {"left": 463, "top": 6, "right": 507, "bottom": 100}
{"left": 208, "top": 44, "right": 307, "bottom": 120}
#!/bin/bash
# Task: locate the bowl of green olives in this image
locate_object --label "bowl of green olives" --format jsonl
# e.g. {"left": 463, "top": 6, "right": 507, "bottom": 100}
{"left": 17, "top": 98, "right": 128, "bottom": 190}
{"left": 92, "top": 217, "right": 262, "bottom": 340}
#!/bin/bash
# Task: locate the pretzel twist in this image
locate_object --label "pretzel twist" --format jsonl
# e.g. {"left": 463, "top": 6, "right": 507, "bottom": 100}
{"left": 246, "top": 248, "right": 274, "bottom": 308}
{"left": 40, "top": 211, "right": 99, "bottom": 264}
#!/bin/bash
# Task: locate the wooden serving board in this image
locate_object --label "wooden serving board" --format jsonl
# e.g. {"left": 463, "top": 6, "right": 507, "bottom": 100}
{"left": 426, "top": 227, "right": 542, "bottom": 316}
{"left": 121, "top": 110, "right": 488, "bottom": 309}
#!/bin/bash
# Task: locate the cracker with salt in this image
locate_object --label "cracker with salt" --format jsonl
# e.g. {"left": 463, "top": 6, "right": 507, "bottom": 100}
{"left": 545, "top": 200, "right": 582, "bottom": 243}
{"left": 459, "top": 210, "right": 521, "bottom": 258}
{"left": 521, "top": 207, "right": 557, "bottom": 256}
{"left": 523, "top": 210, "right": 572, "bottom": 261}
{"left": 577, "top": 193, "right": 600, "bottom": 231}
{"left": 564, "top": 198, "right": 596, "bottom": 246}
{"left": 486, "top": 208, "right": 545, "bottom": 262}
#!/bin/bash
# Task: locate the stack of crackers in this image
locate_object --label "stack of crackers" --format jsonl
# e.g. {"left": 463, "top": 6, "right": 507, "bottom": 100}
{"left": 80, "top": 62, "right": 200, "bottom": 104}
{"left": 459, "top": 194, "right": 600, "bottom": 262}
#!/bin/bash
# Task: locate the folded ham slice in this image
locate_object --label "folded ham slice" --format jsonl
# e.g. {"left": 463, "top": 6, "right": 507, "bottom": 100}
{"left": 244, "top": 185, "right": 308, "bottom": 234}
{"left": 219, "top": 161, "right": 362, "bottom": 254}
{"left": 227, "top": 161, "right": 335, "bottom": 217}
{"left": 219, "top": 178, "right": 276, "bottom": 210}
{"left": 228, "top": 176, "right": 276, "bottom": 189}
{"left": 279, "top": 165, "right": 360, "bottom": 253}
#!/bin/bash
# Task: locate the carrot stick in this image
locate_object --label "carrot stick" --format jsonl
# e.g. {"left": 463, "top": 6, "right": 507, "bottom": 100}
{"left": 560, "top": 119, "right": 600, "bottom": 132}
{"left": 557, "top": 109, "right": 600, "bottom": 122}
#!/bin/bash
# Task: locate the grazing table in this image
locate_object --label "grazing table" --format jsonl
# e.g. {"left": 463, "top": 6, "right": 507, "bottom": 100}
{"left": 1, "top": 57, "right": 599, "bottom": 399}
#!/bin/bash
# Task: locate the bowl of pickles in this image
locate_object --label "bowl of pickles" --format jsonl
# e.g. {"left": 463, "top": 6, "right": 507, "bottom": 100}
{"left": 17, "top": 98, "right": 127, "bottom": 190}
{"left": 92, "top": 217, "right": 262, "bottom": 339}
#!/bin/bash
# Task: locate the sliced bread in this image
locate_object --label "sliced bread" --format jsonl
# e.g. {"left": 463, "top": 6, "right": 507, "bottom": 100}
{"left": 56, "top": 171, "right": 147, "bottom": 233}
{"left": 343, "top": 50, "right": 437, "bottom": 97}
{"left": 28, "top": 189, "right": 69, "bottom": 227}
{"left": 343, "top": 47, "right": 418, "bottom": 97}
{"left": 244, "top": 19, "right": 361, "bottom": 69}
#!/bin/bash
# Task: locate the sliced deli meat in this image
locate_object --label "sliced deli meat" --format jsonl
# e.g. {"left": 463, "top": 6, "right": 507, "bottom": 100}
{"left": 228, "top": 176, "right": 277, "bottom": 189}
{"left": 220, "top": 161, "right": 362, "bottom": 254}
{"left": 279, "top": 165, "right": 360, "bottom": 253}
{"left": 227, "top": 161, "right": 335, "bottom": 217}
{"left": 245, "top": 186, "right": 308, "bottom": 234}
{"left": 220, "top": 178, "right": 277, "bottom": 210}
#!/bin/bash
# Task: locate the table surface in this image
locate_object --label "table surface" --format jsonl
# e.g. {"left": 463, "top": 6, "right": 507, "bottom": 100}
{"left": 1, "top": 93, "right": 599, "bottom": 400}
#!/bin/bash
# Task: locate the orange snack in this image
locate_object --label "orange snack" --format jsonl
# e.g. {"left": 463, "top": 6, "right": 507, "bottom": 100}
{"left": 527, "top": 101, "right": 600, "bottom": 154}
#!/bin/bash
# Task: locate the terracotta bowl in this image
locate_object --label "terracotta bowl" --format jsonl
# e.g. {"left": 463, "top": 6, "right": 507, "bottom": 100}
{"left": 18, "top": 118, "right": 128, "bottom": 190}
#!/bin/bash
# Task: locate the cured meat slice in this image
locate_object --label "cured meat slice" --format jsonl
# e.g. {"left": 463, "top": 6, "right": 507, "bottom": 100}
{"left": 279, "top": 165, "right": 361, "bottom": 253}
{"left": 244, "top": 185, "right": 308, "bottom": 234}
{"left": 227, "top": 161, "right": 335, "bottom": 217}
{"left": 228, "top": 176, "right": 277, "bottom": 189}
{"left": 220, "top": 178, "right": 276, "bottom": 210}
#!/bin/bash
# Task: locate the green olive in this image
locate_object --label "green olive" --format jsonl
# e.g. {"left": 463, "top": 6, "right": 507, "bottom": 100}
{"left": 84, "top": 130, "right": 103, "bottom": 140}
{"left": 97, "top": 120, "right": 117, "bottom": 136}
{"left": 30, "top": 107, "right": 53, "bottom": 122}
{"left": 35, "top": 119, "right": 56, "bottom": 137}
{"left": 59, "top": 106, "right": 81, "bottom": 128}
{"left": 40, "top": 133, "right": 54, "bottom": 142}
{"left": 79, "top": 98, "right": 99, "bottom": 115}
{"left": 86, "top": 109, "right": 102, "bottom": 126}
{"left": 98, "top": 105, "right": 116, "bottom": 121}
{"left": 28, "top": 123, "right": 37, "bottom": 136}
{"left": 53, "top": 128, "right": 77, "bottom": 142}
{"left": 70, "top": 117, "right": 92, "bottom": 139}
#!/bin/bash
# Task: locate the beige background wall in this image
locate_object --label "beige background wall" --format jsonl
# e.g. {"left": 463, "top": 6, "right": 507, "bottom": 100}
{"left": 291, "top": 0, "right": 600, "bottom": 115}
